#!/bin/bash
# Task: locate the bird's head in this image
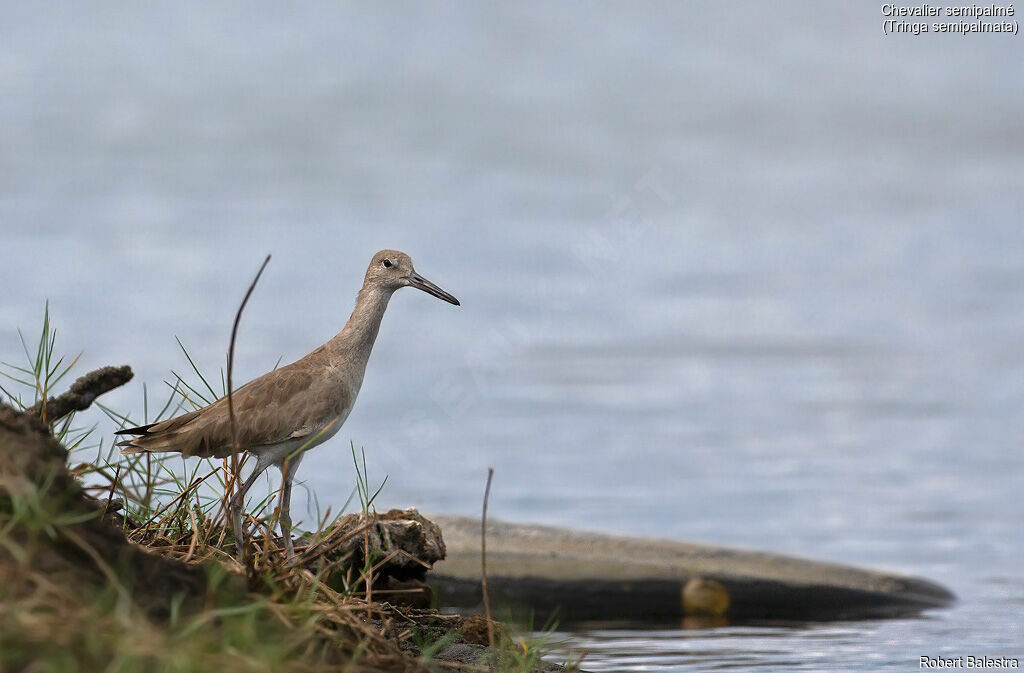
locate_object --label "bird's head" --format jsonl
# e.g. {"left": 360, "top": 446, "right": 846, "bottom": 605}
{"left": 365, "top": 249, "right": 460, "bottom": 306}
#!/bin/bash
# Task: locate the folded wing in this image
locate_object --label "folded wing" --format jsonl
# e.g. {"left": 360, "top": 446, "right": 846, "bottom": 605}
{"left": 115, "top": 361, "right": 349, "bottom": 459}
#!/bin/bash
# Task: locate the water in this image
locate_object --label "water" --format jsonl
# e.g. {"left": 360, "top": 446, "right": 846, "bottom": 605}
{"left": 2, "top": 3, "right": 1022, "bottom": 669}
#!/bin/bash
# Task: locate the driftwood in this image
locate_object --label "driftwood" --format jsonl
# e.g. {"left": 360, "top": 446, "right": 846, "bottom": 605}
{"left": 299, "top": 508, "right": 446, "bottom": 576}
{"left": 26, "top": 365, "right": 133, "bottom": 423}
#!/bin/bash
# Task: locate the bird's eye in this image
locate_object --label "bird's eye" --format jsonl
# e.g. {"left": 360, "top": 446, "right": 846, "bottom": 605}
{"left": 382, "top": 259, "right": 392, "bottom": 268}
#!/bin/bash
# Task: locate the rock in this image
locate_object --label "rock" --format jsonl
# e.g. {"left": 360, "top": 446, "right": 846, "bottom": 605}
{"left": 434, "top": 642, "right": 568, "bottom": 673}
{"left": 682, "top": 577, "right": 730, "bottom": 616}
{"left": 435, "top": 642, "right": 488, "bottom": 666}
{"left": 459, "top": 614, "right": 509, "bottom": 647}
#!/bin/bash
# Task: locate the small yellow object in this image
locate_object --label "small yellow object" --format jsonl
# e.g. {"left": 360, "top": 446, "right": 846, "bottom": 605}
{"left": 682, "top": 577, "right": 730, "bottom": 616}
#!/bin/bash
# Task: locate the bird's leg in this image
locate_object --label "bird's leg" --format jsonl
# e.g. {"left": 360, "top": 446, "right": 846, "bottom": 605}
{"left": 230, "top": 457, "right": 272, "bottom": 562}
{"left": 277, "top": 453, "right": 304, "bottom": 558}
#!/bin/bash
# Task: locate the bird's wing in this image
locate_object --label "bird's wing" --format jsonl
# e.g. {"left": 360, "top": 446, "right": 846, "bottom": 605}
{"left": 116, "top": 361, "right": 351, "bottom": 459}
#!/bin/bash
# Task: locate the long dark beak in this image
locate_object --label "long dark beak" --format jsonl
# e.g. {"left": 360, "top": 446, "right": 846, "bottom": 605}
{"left": 408, "top": 271, "right": 460, "bottom": 306}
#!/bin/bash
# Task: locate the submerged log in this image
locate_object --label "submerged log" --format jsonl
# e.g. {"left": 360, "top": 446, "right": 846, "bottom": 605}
{"left": 427, "top": 515, "right": 956, "bottom": 625}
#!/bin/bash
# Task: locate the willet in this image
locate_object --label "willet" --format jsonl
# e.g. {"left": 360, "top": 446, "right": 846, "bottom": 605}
{"left": 116, "top": 249, "right": 459, "bottom": 557}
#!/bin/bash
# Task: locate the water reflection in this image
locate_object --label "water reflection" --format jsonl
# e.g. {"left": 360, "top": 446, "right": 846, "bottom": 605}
{"left": 545, "top": 622, "right": 894, "bottom": 672}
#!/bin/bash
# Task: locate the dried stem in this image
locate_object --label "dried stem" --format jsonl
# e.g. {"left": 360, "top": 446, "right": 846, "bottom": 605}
{"left": 223, "top": 254, "right": 271, "bottom": 556}
{"left": 481, "top": 466, "right": 495, "bottom": 649}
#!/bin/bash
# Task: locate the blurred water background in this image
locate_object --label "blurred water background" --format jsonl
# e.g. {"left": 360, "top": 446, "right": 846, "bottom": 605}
{"left": 2, "top": 3, "right": 1022, "bottom": 670}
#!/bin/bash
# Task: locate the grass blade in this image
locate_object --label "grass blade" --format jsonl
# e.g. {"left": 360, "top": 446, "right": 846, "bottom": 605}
{"left": 175, "top": 336, "right": 218, "bottom": 402}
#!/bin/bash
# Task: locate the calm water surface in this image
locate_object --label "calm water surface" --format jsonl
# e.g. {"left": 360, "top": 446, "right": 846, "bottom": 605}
{"left": 1, "top": 3, "right": 1022, "bottom": 670}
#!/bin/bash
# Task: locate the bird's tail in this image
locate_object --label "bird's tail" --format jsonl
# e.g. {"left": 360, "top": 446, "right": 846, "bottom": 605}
{"left": 115, "top": 421, "right": 163, "bottom": 455}
{"left": 116, "top": 442, "right": 148, "bottom": 455}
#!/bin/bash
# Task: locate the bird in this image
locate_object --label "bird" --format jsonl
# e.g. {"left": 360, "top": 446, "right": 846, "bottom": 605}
{"left": 115, "top": 249, "right": 460, "bottom": 558}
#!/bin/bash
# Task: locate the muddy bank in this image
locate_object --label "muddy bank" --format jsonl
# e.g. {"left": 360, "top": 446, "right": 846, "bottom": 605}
{"left": 0, "top": 386, "right": 210, "bottom": 619}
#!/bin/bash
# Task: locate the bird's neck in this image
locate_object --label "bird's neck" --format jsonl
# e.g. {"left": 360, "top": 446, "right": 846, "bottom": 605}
{"left": 328, "top": 283, "right": 394, "bottom": 384}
